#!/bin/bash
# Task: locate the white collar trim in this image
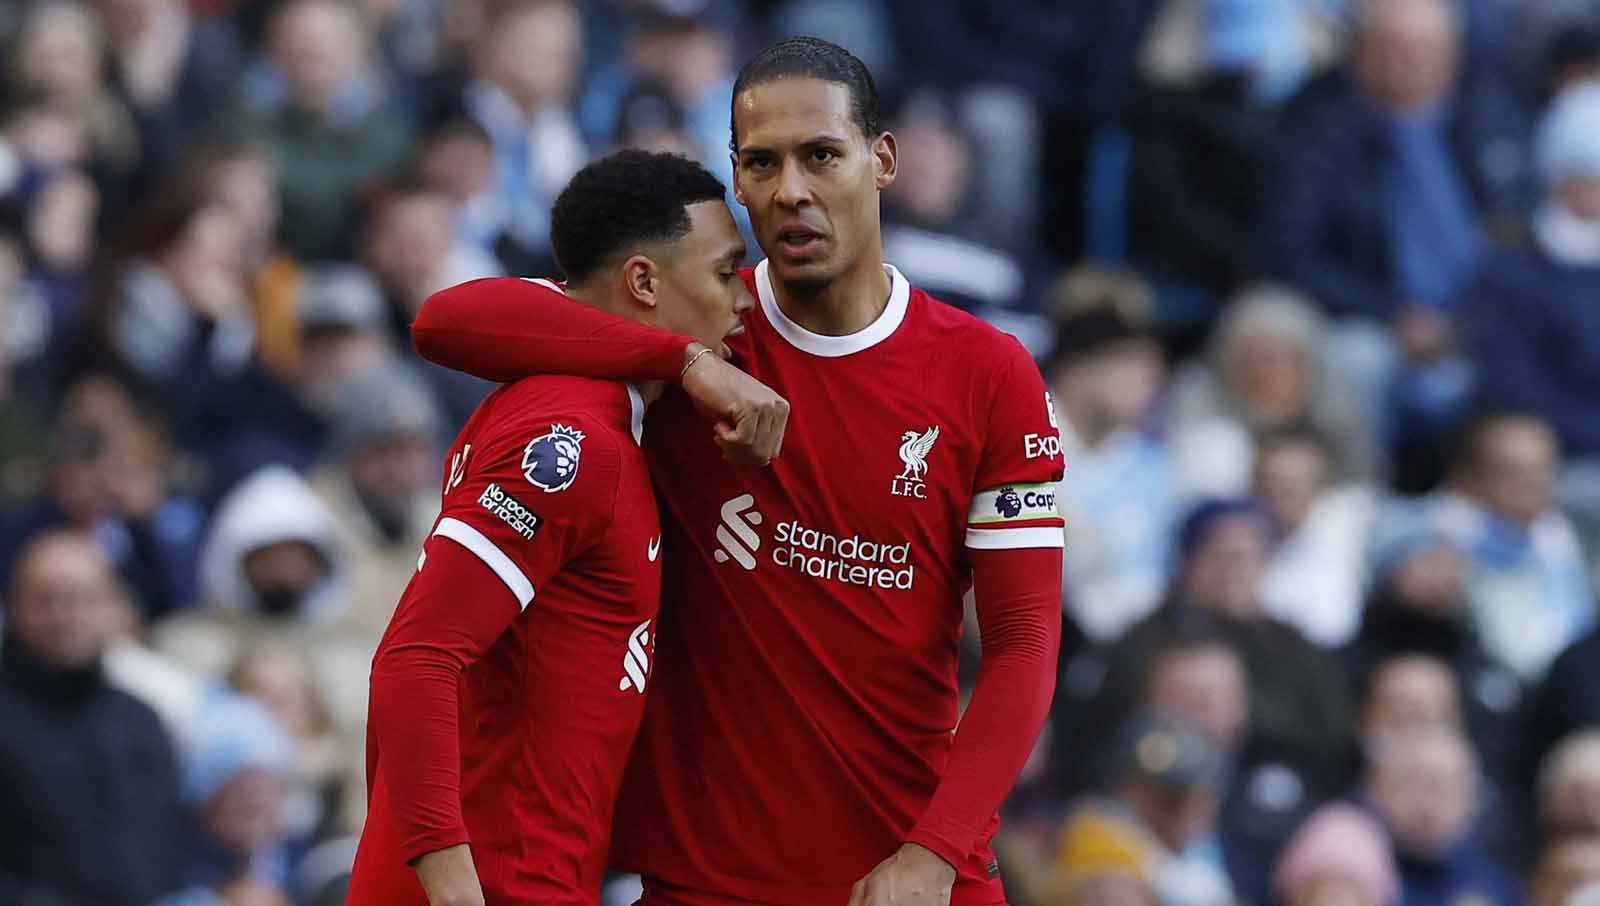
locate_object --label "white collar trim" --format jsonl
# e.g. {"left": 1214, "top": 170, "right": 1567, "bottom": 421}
{"left": 754, "top": 258, "right": 910, "bottom": 357}
{"left": 625, "top": 384, "right": 646, "bottom": 446}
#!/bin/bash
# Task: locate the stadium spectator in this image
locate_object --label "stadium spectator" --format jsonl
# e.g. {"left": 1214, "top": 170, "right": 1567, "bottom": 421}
{"left": 311, "top": 359, "right": 442, "bottom": 638}
{"left": 16, "top": 167, "right": 97, "bottom": 341}
{"left": 1167, "top": 285, "right": 1377, "bottom": 496}
{"left": 94, "top": 0, "right": 243, "bottom": 203}
{"left": 1364, "top": 727, "right": 1520, "bottom": 906}
{"left": 413, "top": 116, "right": 503, "bottom": 256}
{"left": 881, "top": 90, "right": 1034, "bottom": 319}
{"left": 1262, "top": 0, "right": 1528, "bottom": 441}
{"left": 1359, "top": 654, "right": 1464, "bottom": 739}
{"left": 224, "top": 0, "right": 412, "bottom": 261}
{"left": 1254, "top": 427, "right": 1376, "bottom": 647}
{"left": 1464, "top": 80, "right": 1600, "bottom": 549}
{"left": 184, "top": 142, "right": 301, "bottom": 382}
{"left": 290, "top": 263, "right": 395, "bottom": 415}
{"left": 1126, "top": 0, "right": 1306, "bottom": 301}
{"left": 169, "top": 690, "right": 299, "bottom": 900}
{"left": 0, "top": 529, "right": 187, "bottom": 906}
{"left": 0, "top": 373, "right": 207, "bottom": 619}
{"left": 1272, "top": 803, "right": 1401, "bottom": 906}
{"left": 229, "top": 642, "right": 353, "bottom": 843}
{"left": 1046, "top": 275, "right": 1177, "bottom": 643}
{"left": 1539, "top": 731, "right": 1600, "bottom": 838}
{"left": 1431, "top": 411, "right": 1593, "bottom": 680}
{"left": 1046, "top": 716, "right": 1235, "bottom": 906}
{"left": 12, "top": 1, "right": 145, "bottom": 209}
{"left": 455, "top": 0, "right": 587, "bottom": 274}
{"left": 610, "top": 81, "right": 701, "bottom": 157}
{"left": 1528, "top": 835, "right": 1600, "bottom": 906}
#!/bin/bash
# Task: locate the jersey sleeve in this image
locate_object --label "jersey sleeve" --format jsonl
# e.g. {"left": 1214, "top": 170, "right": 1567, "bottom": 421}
{"left": 412, "top": 278, "right": 694, "bottom": 384}
{"left": 432, "top": 412, "right": 624, "bottom": 608}
{"left": 965, "top": 338, "right": 1067, "bottom": 551}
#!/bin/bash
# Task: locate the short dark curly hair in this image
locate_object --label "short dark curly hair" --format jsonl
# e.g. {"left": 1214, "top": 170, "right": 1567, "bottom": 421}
{"left": 729, "top": 36, "right": 882, "bottom": 151}
{"left": 550, "top": 150, "right": 727, "bottom": 283}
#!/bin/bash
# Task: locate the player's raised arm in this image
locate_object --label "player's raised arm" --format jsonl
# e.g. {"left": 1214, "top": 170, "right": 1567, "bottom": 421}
{"left": 413, "top": 277, "right": 790, "bottom": 465}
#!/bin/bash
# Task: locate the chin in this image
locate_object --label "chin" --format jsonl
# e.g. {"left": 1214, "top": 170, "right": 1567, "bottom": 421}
{"left": 771, "top": 260, "right": 836, "bottom": 298}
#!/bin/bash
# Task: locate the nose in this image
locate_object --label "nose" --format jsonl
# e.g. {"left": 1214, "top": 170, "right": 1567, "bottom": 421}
{"left": 733, "top": 283, "right": 755, "bottom": 315}
{"left": 773, "top": 158, "right": 812, "bottom": 209}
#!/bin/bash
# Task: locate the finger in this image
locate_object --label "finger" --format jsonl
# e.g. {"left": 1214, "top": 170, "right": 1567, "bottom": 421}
{"left": 770, "top": 400, "right": 789, "bottom": 459}
{"left": 847, "top": 879, "right": 867, "bottom": 906}
{"left": 753, "top": 405, "right": 777, "bottom": 465}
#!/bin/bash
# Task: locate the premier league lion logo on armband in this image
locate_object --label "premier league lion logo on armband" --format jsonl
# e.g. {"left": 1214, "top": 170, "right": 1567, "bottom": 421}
{"left": 995, "top": 487, "right": 1023, "bottom": 519}
{"left": 522, "top": 424, "right": 585, "bottom": 492}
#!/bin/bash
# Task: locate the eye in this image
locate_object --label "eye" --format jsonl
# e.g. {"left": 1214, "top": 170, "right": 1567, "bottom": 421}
{"left": 810, "top": 148, "right": 838, "bottom": 164}
{"left": 719, "top": 271, "right": 738, "bottom": 282}
{"left": 744, "top": 155, "right": 775, "bottom": 171}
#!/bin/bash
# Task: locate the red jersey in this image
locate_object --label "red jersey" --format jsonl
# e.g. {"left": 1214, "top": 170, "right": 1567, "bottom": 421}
{"left": 610, "top": 262, "right": 1066, "bottom": 905}
{"left": 349, "top": 374, "right": 661, "bottom": 906}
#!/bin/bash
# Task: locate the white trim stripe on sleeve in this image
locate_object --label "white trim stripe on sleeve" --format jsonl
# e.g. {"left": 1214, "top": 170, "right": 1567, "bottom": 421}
{"left": 965, "top": 526, "right": 1066, "bottom": 550}
{"left": 433, "top": 517, "right": 536, "bottom": 610}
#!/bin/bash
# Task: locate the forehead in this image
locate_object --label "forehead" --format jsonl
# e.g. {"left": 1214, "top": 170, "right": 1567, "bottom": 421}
{"left": 734, "top": 78, "right": 857, "bottom": 149}
{"left": 676, "top": 200, "right": 741, "bottom": 254}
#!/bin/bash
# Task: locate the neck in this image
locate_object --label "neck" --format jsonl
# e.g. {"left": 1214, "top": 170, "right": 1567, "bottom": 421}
{"left": 772, "top": 247, "right": 892, "bottom": 337}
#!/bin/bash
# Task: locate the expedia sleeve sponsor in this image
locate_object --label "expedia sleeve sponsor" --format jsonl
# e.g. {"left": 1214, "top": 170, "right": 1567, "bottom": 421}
{"left": 967, "top": 483, "right": 1060, "bottom": 525}
{"left": 479, "top": 482, "right": 541, "bottom": 540}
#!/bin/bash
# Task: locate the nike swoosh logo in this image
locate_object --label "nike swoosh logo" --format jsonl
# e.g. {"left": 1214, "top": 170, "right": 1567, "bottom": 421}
{"left": 647, "top": 536, "right": 661, "bottom": 562}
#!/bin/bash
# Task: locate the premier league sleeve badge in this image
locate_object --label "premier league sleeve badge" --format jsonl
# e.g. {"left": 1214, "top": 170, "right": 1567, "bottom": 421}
{"left": 522, "top": 424, "right": 585, "bottom": 492}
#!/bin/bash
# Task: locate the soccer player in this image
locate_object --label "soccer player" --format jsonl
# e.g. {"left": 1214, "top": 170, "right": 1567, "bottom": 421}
{"left": 347, "top": 150, "right": 786, "bottom": 906}
{"left": 412, "top": 38, "right": 1066, "bottom": 906}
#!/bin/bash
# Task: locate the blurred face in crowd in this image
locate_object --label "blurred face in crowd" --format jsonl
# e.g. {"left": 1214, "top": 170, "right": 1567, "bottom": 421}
{"left": 1352, "top": 0, "right": 1460, "bottom": 113}
{"left": 51, "top": 375, "right": 168, "bottom": 523}
{"left": 1385, "top": 541, "right": 1468, "bottom": 618}
{"left": 7, "top": 532, "right": 122, "bottom": 670}
{"left": 885, "top": 111, "right": 972, "bottom": 228}
{"left": 271, "top": 0, "right": 370, "bottom": 115}
{"left": 1180, "top": 514, "right": 1271, "bottom": 619}
{"left": 27, "top": 170, "right": 99, "bottom": 273}
{"left": 209, "top": 153, "right": 281, "bottom": 264}
{"left": 1055, "top": 337, "right": 1166, "bottom": 441}
{"left": 202, "top": 767, "right": 287, "bottom": 858}
{"left": 364, "top": 191, "right": 455, "bottom": 308}
{"left": 1144, "top": 644, "right": 1250, "bottom": 752}
{"left": 419, "top": 126, "right": 495, "bottom": 205}
{"left": 18, "top": 2, "right": 105, "bottom": 108}
{"left": 1557, "top": 175, "right": 1600, "bottom": 223}
{"left": 242, "top": 539, "right": 328, "bottom": 617}
{"left": 1224, "top": 325, "right": 1310, "bottom": 424}
{"left": 1542, "top": 733, "right": 1600, "bottom": 836}
{"left": 630, "top": 21, "right": 731, "bottom": 107}
{"left": 1462, "top": 417, "right": 1559, "bottom": 525}
{"left": 1253, "top": 437, "right": 1330, "bottom": 532}
{"left": 1367, "top": 729, "right": 1477, "bottom": 859}
{"left": 1530, "top": 836, "right": 1600, "bottom": 906}
{"left": 478, "top": 0, "right": 581, "bottom": 112}
{"left": 348, "top": 433, "right": 437, "bottom": 524}
{"left": 3, "top": 102, "right": 90, "bottom": 170}
{"left": 732, "top": 77, "right": 896, "bottom": 298}
{"left": 299, "top": 325, "right": 390, "bottom": 409}
{"left": 232, "top": 645, "right": 329, "bottom": 740}
{"left": 96, "top": 0, "right": 177, "bottom": 42}
{"left": 161, "top": 204, "right": 249, "bottom": 321}
{"left": 1361, "top": 655, "right": 1462, "bottom": 739}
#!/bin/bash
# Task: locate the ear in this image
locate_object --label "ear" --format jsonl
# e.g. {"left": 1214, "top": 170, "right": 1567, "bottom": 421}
{"left": 729, "top": 150, "right": 747, "bottom": 206}
{"left": 622, "top": 254, "right": 659, "bottom": 309}
{"left": 873, "top": 131, "right": 897, "bottom": 190}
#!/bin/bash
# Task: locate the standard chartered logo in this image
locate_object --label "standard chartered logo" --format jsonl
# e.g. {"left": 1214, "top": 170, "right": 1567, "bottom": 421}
{"left": 712, "top": 494, "right": 916, "bottom": 589}
{"left": 712, "top": 494, "right": 763, "bottom": 569}
{"left": 618, "top": 619, "right": 651, "bottom": 694}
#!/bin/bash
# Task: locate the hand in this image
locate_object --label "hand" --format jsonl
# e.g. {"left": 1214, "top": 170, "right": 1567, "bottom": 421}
{"left": 1394, "top": 305, "right": 1454, "bottom": 362}
{"left": 679, "top": 343, "right": 790, "bottom": 466}
{"left": 848, "top": 843, "right": 957, "bottom": 906}
{"left": 413, "top": 844, "right": 486, "bottom": 906}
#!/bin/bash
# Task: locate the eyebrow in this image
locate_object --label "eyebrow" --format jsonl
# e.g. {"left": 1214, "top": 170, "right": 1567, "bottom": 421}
{"left": 739, "top": 134, "right": 851, "bottom": 156}
{"left": 722, "top": 244, "right": 748, "bottom": 265}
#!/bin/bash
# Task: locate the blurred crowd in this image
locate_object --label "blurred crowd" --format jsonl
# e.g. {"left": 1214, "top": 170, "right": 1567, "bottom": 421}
{"left": 0, "top": 0, "right": 1598, "bottom": 904}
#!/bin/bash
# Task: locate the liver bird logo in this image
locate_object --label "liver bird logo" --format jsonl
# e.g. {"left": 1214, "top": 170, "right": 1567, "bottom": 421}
{"left": 897, "top": 426, "right": 941, "bottom": 482}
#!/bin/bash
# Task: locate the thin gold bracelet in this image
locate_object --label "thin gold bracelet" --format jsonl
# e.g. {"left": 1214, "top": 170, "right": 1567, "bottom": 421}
{"left": 680, "top": 347, "right": 714, "bottom": 382}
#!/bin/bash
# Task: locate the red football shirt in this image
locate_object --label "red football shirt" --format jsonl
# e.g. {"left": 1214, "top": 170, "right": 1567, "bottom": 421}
{"left": 609, "top": 262, "right": 1066, "bottom": 905}
{"left": 348, "top": 373, "right": 661, "bottom": 906}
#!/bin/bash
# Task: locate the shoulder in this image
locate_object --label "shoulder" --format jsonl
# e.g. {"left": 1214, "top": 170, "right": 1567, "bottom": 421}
{"left": 473, "top": 378, "right": 631, "bottom": 486}
{"left": 905, "top": 285, "right": 1037, "bottom": 370}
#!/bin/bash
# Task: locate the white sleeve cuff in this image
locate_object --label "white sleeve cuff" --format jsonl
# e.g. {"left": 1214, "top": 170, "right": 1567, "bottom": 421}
{"left": 965, "top": 526, "right": 1066, "bottom": 550}
{"left": 433, "top": 517, "right": 536, "bottom": 609}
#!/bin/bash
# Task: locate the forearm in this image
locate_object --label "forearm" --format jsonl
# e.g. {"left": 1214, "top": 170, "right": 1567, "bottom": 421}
{"left": 907, "top": 547, "right": 1062, "bottom": 867}
{"left": 412, "top": 278, "right": 695, "bottom": 383}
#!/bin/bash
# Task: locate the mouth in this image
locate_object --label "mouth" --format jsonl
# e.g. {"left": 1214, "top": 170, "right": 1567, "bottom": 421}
{"left": 720, "top": 321, "right": 745, "bottom": 358}
{"left": 775, "top": 225, "right": 825, "bottom": 258}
